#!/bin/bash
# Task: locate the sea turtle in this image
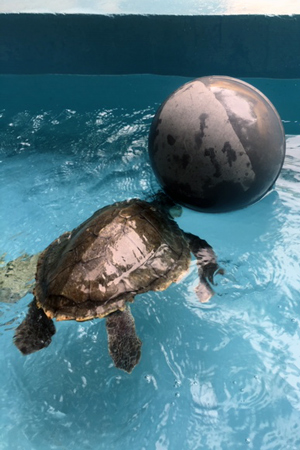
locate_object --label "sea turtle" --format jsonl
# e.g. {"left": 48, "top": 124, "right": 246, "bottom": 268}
{"left": 12, "top": 196, "right": 221, "bottom": 373}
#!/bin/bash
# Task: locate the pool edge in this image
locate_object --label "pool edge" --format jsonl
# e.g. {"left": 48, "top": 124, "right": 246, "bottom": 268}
{"left": 1, "top": 13, "right": 300, "bottom": 78}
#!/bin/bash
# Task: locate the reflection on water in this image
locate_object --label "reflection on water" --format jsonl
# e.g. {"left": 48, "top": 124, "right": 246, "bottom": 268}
{"left": 1, "top": 78, "right": 300, "bottom": 449}
{"left": 1, "top": 0, "right": 300, "bottom": 14}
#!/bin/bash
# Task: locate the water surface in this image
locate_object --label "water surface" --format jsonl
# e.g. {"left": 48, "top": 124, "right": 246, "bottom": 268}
{"left": 0, "top": 75, "right": 300, "bottom": 450}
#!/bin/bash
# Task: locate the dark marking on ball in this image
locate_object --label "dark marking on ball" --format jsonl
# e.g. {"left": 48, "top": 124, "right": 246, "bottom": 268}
{"left": 199, "top": 114, "right": 208, "bottom": 136}
{"left": 204, "top": 147, "right": 221, "bottom": 178}
{"left": 195, "top": 132, "right": 203, "bottom": 148}
{"left": 167, "top": 134, "right": 176, "bottom": 146}
{"left": 221, "top": 142, "right": 237, "bottom": 167}
{"left": 194, "top": 114, "right": 209, "bottom": 148}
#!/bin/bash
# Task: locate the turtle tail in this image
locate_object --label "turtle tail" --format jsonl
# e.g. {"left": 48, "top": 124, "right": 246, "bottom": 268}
{"left": 14, "top": 299, "right": 56, "bottom": 355}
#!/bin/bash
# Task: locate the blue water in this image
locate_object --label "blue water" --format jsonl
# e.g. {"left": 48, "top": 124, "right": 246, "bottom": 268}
{"left": 1, "top": 75, "right": 300, "bottom": 450}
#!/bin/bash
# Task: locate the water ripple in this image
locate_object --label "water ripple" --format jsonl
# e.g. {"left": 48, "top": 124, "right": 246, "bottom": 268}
{"left": 1, "top": 101, "right": 300, "bottom": 450}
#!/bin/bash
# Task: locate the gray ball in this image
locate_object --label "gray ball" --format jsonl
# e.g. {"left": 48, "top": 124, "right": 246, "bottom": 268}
{"left": 148, "top": 76, "right": 286, "bottom": 212}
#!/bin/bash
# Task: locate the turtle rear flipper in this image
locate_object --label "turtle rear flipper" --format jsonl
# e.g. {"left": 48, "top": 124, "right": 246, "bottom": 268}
{"left": 184, "top": 232, "right": 223, "bottom": 302}
{"left": 14, "top": 299, "right": 56, "bottom": 355}
{"left": 106, "top": 306, "right": 142, "bottom": 373}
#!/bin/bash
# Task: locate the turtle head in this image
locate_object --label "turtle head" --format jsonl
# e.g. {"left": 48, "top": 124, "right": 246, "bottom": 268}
{"left": 149, "top": 191, "right": 182, "bottom": 218}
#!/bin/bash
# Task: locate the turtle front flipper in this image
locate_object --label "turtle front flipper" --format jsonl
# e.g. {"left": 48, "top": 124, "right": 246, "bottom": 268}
{"left": 184, "top": 232, "right": 223, "bottom": 303}
{"left": 0, "top": 253, "right": 39, "bottom": 303}
{"left": 105, "top": 306, "right": 142, "bottom": 373}
{"left": 14, "top": 299, "right": 56, "bottom": 355}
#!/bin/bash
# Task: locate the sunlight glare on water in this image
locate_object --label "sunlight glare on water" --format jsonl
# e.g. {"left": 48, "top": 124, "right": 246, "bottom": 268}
{"left": 1, "top": 0, "right": 300, "bottom": 14}
{"left": 0, "top": 76, "right": 300, "bottom": 450}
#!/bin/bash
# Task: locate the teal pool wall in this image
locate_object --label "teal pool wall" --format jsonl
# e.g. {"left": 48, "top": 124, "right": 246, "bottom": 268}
{"left": 1, "top": 14, "right": 300, "bottom": 77}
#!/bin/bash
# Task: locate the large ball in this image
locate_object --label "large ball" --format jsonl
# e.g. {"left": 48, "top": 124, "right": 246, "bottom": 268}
{"left": 148, "top": 76, "right": 286, "bottom": 212}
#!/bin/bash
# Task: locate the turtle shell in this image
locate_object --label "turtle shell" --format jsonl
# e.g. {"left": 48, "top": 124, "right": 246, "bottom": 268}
{"left": 35, "top": 199, "right": 191, "bottom": 321}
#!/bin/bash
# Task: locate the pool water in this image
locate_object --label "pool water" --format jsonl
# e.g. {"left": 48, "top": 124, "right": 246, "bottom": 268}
{"left": 1, "top": 75, "right": 300, "bottom": 450}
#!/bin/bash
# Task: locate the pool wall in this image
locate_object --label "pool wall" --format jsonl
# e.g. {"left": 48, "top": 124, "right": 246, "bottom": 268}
{"left": 1, "top": 14, "right": 300, "bottom": 77}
